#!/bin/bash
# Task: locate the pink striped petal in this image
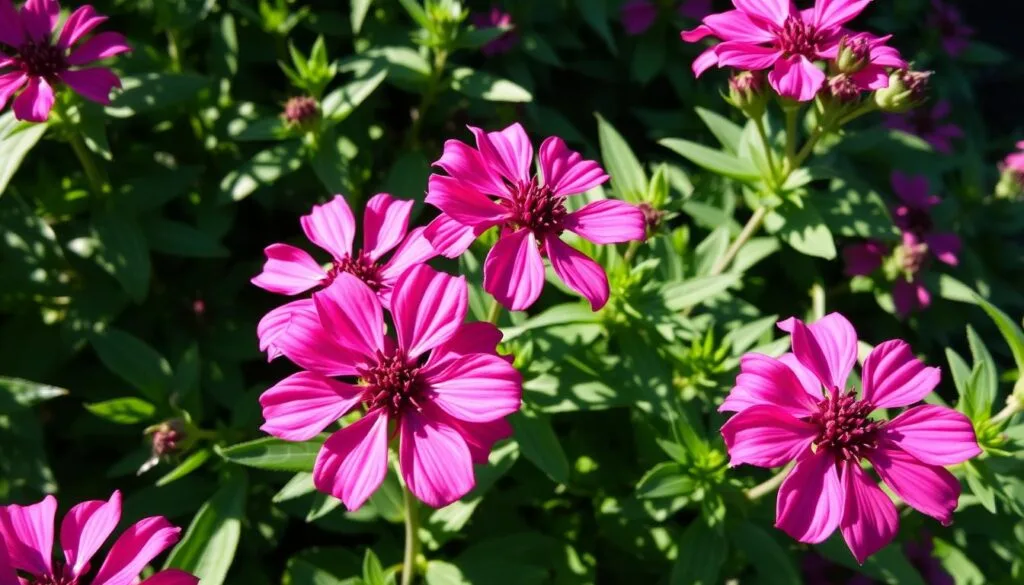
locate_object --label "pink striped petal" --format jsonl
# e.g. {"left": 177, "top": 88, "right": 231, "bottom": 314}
{"left": 313, "top": 410, "right": 389, "bottom": 511}
{"left": 778, "top": 353, "right": 825, "bottom": 400}
{"left": 391, "top": 264, "right": 468, "bottom": 359}
{"left": 813, "top": 0, "right": 871, "bottom": 30}
{"left": 483, "top": 229, "right": 545, "bottom": 311}
{"left": 139, "top": 570, "right": 199, "bottom": 585}
{"left": 260, "top": 372, "right": 364, "bottom": 441}
{"left": 61, "top": 491, "right": 122, "bottom": 576}
{"left": 699, "top": 9, "right": 776, "bottom": 43}
{"left": 714, "top": 42, "right": 783, "bottom": 70}
{"left": 545, "top": 235, "right": 609, "bottom": 311}
{"left": 720, "top": 405, "right": 817, "bottom": 467}
{"left": 67, "top": 32, "right": 131, "bottom": 65}
{"left": 56, "top": 5, "right": 107, "bottom": 49}
{"left": 251, "top": 243, "right": 326, "bottom": 295}
{"left": 378, "top": 227, "right": 438, "bottom": 292}
{"left": 266, "top": 300, "right": 361, "bottom": 376}
{"left": 0, "top": 495, "right": 55, "bottom": 575}
{"left": 425, "top": 322, "right": 506, "bottom": 370}
{"left": 19, "top": 0, "right": 59, "bottom": 43}
{"left": 0, "top": 0, "right": 23, "bottom": 46}
{"left": 840, "top": 462, "right": 899, "bottom": 564}
{"left": 425, "top": 174, "right": 508, "bottom": 228}
{"left": 538, "top": 136, "right": 608, "bottom": 196}
{"left": 400, "top": 411, "right": 476, "bottom": 508}
{"left": 58, "top": 68, "right": 121, "bottom": 105}
{"left": 469, "top": 123, "right": 534, "bottom": 185}
{"left": 13, "top": 76, "right": 55, "bottom": 122}
{"left": 301, "top": 195, "right": 356, "bottom": 261}
{"left": 721, "top": 353, "right": 820, "bottom": 415}
{"left": 423, "top": 353, "right": 522, "bottom": 423}
{"left": 734, "top": 0, "right": 791, "bottom": 26}
{"left": 0, "top": 71, "right": 27, "bottom": 111}
{"left": 435, "top": 138, "right": 507, "bottom": 196}
{"left": 423, "top": 214, "right": 478, "bottom": 259}
{"left": 775, "top": 450, "right": 845, "bottom": 543}
{"left": 861, "top": 340, "right": 940, "bottom": 409}
{"left": 691, "top": 46, "right": 720, "bottom": 76}
{"left": 869, "top": 443, "right": 960, "bottom": 525}
{"left": 563, "top": 199, "right": 647, "bottom": 244}
{"left": 768, "top": 55, "right": 826, "bottom": 102}
{"left": 778, "top": 313, "right": 858, "bottom": 393}
{"left": 313, "top": 273, "right": 385, "bottom": 362}
{"left": 362, "top": 193, "right": 413, "bottom": 261}
{"left": 880, "top": 405, "right": 980, "bottom": 466}
{"left": 91, "top": 517, "right": 181, "bottom": 585}
{"left": 680, "top": 24, "right": 714, "bottom": 43}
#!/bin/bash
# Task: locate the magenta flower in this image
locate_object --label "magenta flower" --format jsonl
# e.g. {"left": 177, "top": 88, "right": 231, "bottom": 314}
{"left": 1003, "top": 140, "right": 1024, "bottom": 175}
{"left": 471, "top": 6, "right": 518, "bottom": 56}
{"left": 621, "top": 0, "right": 658, "bottom": 35}
{"left": 424, "top": 123, "right": 647, "bottom": 311}
{"left": 0, "top": 0, "right": 131, "bottom": 122}
{"left": 252, "top": 193, "right": 436, "bottom": 307}
{"left": 720, "top": 313, "right": 981, "bottom": 563}
{"left": 928, "top": 0, "right": 973, "bottom": 58}
{"left": 886, "top": 100, "right": 963, "bottom": 154}
{"left": 890, "top": 171, "right": 960, "bottom": 267}
{"left": 680, "top": 0, "right": 877, "bottom": 101}
{"left": 0, "top": 491, "right": 197, "bottom": 585}
{"left": 259, "top": 264, "right": 522, "bottom": 510}
{"left": 824, "top": 32, "right": 906, "bottom": 90}
{"left": 842, "top": 239, "right": 886, "bottom": 277}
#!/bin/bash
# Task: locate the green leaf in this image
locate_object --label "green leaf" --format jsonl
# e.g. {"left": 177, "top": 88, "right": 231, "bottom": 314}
{"left": 729, "top": 522, "right": 800, "bottom": 585}
{"left": 574, "top": 0, "right": 616, "bottom": 54}
{"left": 425, "top": 561, "right": 467, "bottom": 585}
{"left": 764, "top": 200, "right": 836, "bottom": 259}
{"left": 362, "top": 549, "right": 387, "bottom": 585}
{"left": 659, "top": 138, "right": 761, "bottom": 182}
{"left": 946, "top": 348, "right": 973, "bottom": 414}
{"left": 165, "top": 471, "right": 247, "bottom": 585}
{"left": 964, "top": 459, "right": 997, "bottom": 513}
{"left": 694, "top": 226, "right": 730, "bottom": 277}
{"left": 508, "top": 410, "right": 569, "bottom": 484}
{"left": 89, "top": 329, "right": 172, "bottom": 401}
{"left": 273, "top": 473, "right": 316, "bottom": 503}
{"left": 85, "top": 397, "right": 156, "bottom": 424}
{"left": 0, "top": 113, "right": 48, "bottom": 196}
{"left": 285, "top": 548, "right": 362, "bottom": 585}
{"left": 322, "top": 66, "right": 388, "bottom": 123}
{"left": 596, "top": 114, "right": 647, "bottom": 202}
{"left": 816, "top": 180, "right": 898, "bottom": 240}
{"left": 0, "top": 377, "right": 68, "bottom": 407}
{"left": 144, "top": 218, "right": 228, "bottom": 258}
{"left": 965, "top": 324, "right": 997, "bottom": 421}
{"left": 351, "top": 0, "right": 374, "bottom": 34}
{"left": 636, "top": 462, "right": 695, "bottom": 499}
{"left": 92, "top": 210, "right": 151, "bottom": 301}
{"left": 156, "top": 449, "right": 213, "bottom": 487}
{"left": 695, "top": 107, "right": 744, "bottom": 154}
{"left": 219, "top": 141, "right": 304, "bottom": 203}
{"left": 816, "top": 534, "right": 927, "bottom": 585}
{"left": 309, "top": 131, "right": 357, "bottom": 196}
{"left": 229, "top": 117, "right": 287, "bottom": 142}
{"left": 501, "top": 302, "right": 601, "bottom": 340}
{"left": 670, "top": 520, "right": 727, "bottom": 585}
{"left": 75, "top": 102, "right": 113, "bottom": 161}
{"left": 107, "top": 73, "right": 210, "bottom": 118}
{"left": 456, "top": 25, "right": 512, "bottom": 50}
{"left": 974, "top": 295, "right": 1024, "bottom": 374}
{"left": 449, "top": 67, "right": 532, "bottom": 102}
{"left": 396, "top": 0, "right": 429, "bottom": 29}
{"left": 520, "top": 32, "right": 562, "bottom": 66}
{"left": 217, "top": 436, "right": 325, "bottom": 471}
{"left": 660, "top": 274, "right": 739, "bottom": 311}
{"left": 631, "top": 32, "right": 665, "bottom": 85}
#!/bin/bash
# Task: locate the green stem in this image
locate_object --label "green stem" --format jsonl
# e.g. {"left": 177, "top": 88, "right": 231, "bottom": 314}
{"left": 784, "top": 106, "right": 799, "bottom": 165}
{"left": 990, "top": 395, "right": 1022, "bottom": 427}
{"left": 408, "top": 48, "right": 449, "bottom": 149}
{"left": 789, "top": 127, "right": 824, "bottom": 173}
{"left": 401, "top": 486, "right": 420, "bottom": 585}
{"left": 746, "top": 461, "right": 794, "bottom": 500}
{"left": 68, "top": 131, "right": 107, "bottom": 196}
{"left": 486, "top": 298, "right": 503, "bottom": 325}
{"left": 753, "top": 114, "right": 778, "bottom": 184}
{"left": 810, "top": 280, "right": 825, "bottom": 321}
{"left": 622, "top": 240, "right": 642, "bottom": 266}
{"left": 708, "top": 205, "right": 768, "bottom": 277}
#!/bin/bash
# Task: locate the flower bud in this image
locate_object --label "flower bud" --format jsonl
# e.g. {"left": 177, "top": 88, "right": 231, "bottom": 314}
{"left": 282, "top": 96, "right": 320, "bottom": 128}
{"left": 726, "top": 70, "right": 767, "bottom": 118}
{"left": 637, "top": 202, "right": 665, "bottom": 232}
{"left": 148, "top": 419, "right": 186, "bottom": 457}
{"left": 834, "top": 35, "right": 870, "bottom": 74}
{"left": 874, "top": 69, "right": 932, "bottom": 113}
{"left": 828, "top": 74, "right": 860, "bottom": 103}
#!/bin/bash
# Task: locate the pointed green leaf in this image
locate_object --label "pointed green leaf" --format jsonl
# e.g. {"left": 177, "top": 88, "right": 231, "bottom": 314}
{"left": 596, "top": 114, "right": 647, "bottom": 202}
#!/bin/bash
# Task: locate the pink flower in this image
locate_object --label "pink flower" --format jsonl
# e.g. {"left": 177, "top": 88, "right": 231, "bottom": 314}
{"left": 890, "top": 172, "right": 960, "bottom": 267}
{"left": 885, "top": 100, "right": 963, "bottom": 154}
{"left": 471, "top": 6, "right": 518, "bottom": 56}
{"left": 0, "top": 0, "right": 131, "bottom": 122}
{"left": 259, "top": 264, "right": 522, "bottom": 510}
{"left": 928, "top": 0, "right": 973, "bottom": 58}
{"left": 0, "top": 491, "right": 197, "bottom": 585}
{"left": 1003, "top": 140, "right": 1024, "bottom": 175}
{"left": 720, "top": 313, "right": 981, "bottom": 563}
{"left": 824, "top": 32, "right": 906, "bottom": 91}
{"left": 252, "top": 193, "right": 437, "bottom": 307}
{"left": 680, "top": 0, "right": 877, "bottom": 101}
{"left": 621, "top": 0, "right": 658, "bottom": 35}
{"left": 842, "top": 239, "right": 886, "bottom": 276}
{"left": 424, "top": 123, "right": 647, "bottom": 311}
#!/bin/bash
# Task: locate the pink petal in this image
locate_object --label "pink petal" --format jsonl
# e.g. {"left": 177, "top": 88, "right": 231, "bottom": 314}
{"left": 563, "top": 199, "right": 647, "bottom": 244}
{"left": 734, "top": 0, "right": 792, "bottom": 26}
{"left": 0, "top": 71, "right": 28, "bottom": 112}
{"left": 400, "top": 411, "right": 476, "bottom": 508}
{"left": 691, "top": 46, "right": 720, "bottom": 76}
{"left": 391, "top": 264, "right": 468, "bottom": 359}
{"left": 378, "top": 227, "right": 439, "bottom": 289}
{"left": 13, "top": 76, "right": 55, "bottom": 123}
{"left": 67, "top": 32, "right": 131, "bottom": 65}
{"left": 313, "top": 273, "right": 385, "bottom": 362}
{"left": 301, "top": 195, "right": 356, "bottom": 261}
{"left": 892, "top": 278, "right": 928, "bottom": 318}
{"left": 720, "top": 353, "right": 820, "bottom": 415}
{"left": 890, "top": 171, "right": 936, "bottom": 209}
{"left": 545, "top": 235, "right": 609, "bottom": 311}
{"left": 453, "top": 416, "right": 513, "bottom": 464}
{"left": 265, "top": 300, "right": 361, "bottom": 376}
{"left": 720, "top": 405, "right": 817, "bottom": 467}
{"left": 61, "top": 491, "right": 122, "bottom": 576}
{"left": 257, "top": 299, "right": 310, "bottom": 360}
{"left": 425, "top": 174, "right": 508, "bottom": 229}
{"left": 260, "top": 372, "right": 364, "bottom": 441}
{"left": 425, "top": 322, "right": 507, "bottom": 371}
{"left": 680, "top": 23, "right": 714, "bottom": 43}
{"left": 768, "top": 55, "right": 826, "bottom": 102}
{"left": 778, "top": 353, "right": 824, "bottom": 400}
{"left": 313, "top": 410, "right": 390, "bottom": 511}
{"left": 139, "top": 570, "right": 199, "bottom": 585}
{"left": 423, "top": 214, "right": 478, "bottom": 259}
{"left": 56, "top": 5, "right": 107, "bottom": 49}
{"left": 843, "top": 241, "right": 886, "bottom": 276}
{"left": 869, "top": 443, "right": 960, "bottom": 525}
{"left": 700, "top": 9, "right": 777, "bottom": 43}
{"left": 926, "top": 233, "right": 960, "bottom": 266}
{"left": 0, "top": 544, "right": 17, "bottom": 585}
{"left": 91, "top": 517, "right": 181, "bottom": 585}
{"left": 18, "top": 0, "right": 59, "bottom": 43}
{"left": 422, "top": 353, "right": 522, "bottom": 423}
{"left": 362, "top": 193, "right": 413, "bottom": 261}
{"left": 538, "top": 136, "right": 609, "bottom": 196}
{"left": 850, "top": 66, "right": 891, "bottom": 91}
{"left": 880, "top": 405, "right": 981, "bottom": 466}
{"left": 0, "top": 495, "right": 55, "bottom": 576}
{"left": 0, "top": 0, "right": 23, "bottom": 46}
{"left": 860, "top": 339, "right": 940, "bottom": 409}
{"left": 775, "top": 450, "right": 845, "bottom": 543}
{"left": 435, "top": 138, "right": 507, "bottom": 196}
{"left": 714, "top": 41, "right": 783, "bottom": 70}
{"left": 813, "top": 0, "right": 871, "bottom": 30}
{"left": 778, "top": 313, "right": 858, "bottom": 393}
{"left": 840, "top": 462, "right": 899, "bottom": 564}
{"left": 469, "top": 123, "right": 534, "bottom": 185}
{"left": 483, "top": 229, "right": 546, "bottom": 311}
{"left": 250, "top": 243, "right": 326, "bottom": 295}
{"left": 58, "top": 68, "right": 121, "bottom": 105}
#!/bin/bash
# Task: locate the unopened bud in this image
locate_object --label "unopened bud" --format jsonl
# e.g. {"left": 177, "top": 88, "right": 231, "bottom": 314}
{"left": 637, "top": 202, "right": 665, "bottom": 232}
{"left": 727, "top": 70, "right": 767, "bottom": 118}
{"left": 282, "top": 96, "right": 320, "bottom": 128}
{"left": 834, "top": 35, "right": 871, "bottom": 74}
{"left": 828, "top": 74, "right": 860, "bottom": 103}
{"left": 874, "top": 69, "right": 932, "bottom": 113}
{"left": 148, "top": 419, "right": 186, "bottom": 457}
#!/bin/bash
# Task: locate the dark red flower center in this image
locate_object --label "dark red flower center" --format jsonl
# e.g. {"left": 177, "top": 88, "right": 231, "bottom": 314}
{"left": 326, "top": 251, "right": 383, "bottom": 292}
{"left": 776, "top": 15, "right": 820, "bottom": 57}
{"left": 358, "top": 350, "right": 425, "bottom": 419}
{"left": 28, "top": 563, "right": 78, "bottom": 585}
{"left": 501, "top": 177, "right": 567, "bottom": 237}
{"left": 809, "top": 389, "right": 882, "bottom": 461}
{"left": 16, "top": 40, "right": 68, "bottom": 79}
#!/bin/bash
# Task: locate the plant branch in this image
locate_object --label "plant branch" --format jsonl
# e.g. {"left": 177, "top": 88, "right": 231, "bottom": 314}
{"left": 990, "top": 395, "right": 1022, "bottom": 427}
{"left": 408, "top": 48, "right": 449, "bottom": 149}
{"left": 708, "top": 206, "right": 768, "bottom": 277}
{"left": 67, "top": 128, "right": 108, "bottom": 197}
{"left": 753, "top": 115, "right": 778, "bottom": 183}
{"left": 401, "top": 486, "right": 420, "bottom": 585}
{"left": 746, "top": 461, "right": 794, "bottom": 500}
{"left": 486, "top": 298, "right": 503, "bottom": 325}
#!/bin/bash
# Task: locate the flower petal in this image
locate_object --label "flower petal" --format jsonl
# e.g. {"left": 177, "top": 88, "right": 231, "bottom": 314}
{"left": 301, "top": 195, "right": 356, "bottom": 261}
{"left": 721, "top": 353, "right": 821, "bottom": 415}
{"left": 91, "top": 517, "right": 181, "bottom": 585}
{"left": 391, "top": 264, "right": 468, "bottom": 359}
{"left": 469, "top": 123, "right": 534, "bottom": 184}
{"left": 892, "top": 278, "right": 929, "bottom": 317}
{"left": 777, "top": 353, "right": 824, "bottom": 400}
{"left": 56, "top": 5, "right": 106, "bottom": 49}
{"left": 250, "top": 243, "right": 326, "bottom": 295}
{"left": 890, "top": 171, "right": 937, "bottom": 210}
{"left": 268, "top": 299, "right": 361, "bottom": 376}
{"left": 734, "top": 0, "right": 791, "bottom": 26}
{"left": 425, "top": 174, "right": 508, "bottom": 228}
{"left": 0, "top": 71, "right": 28, "bottom": 112}
{"left": 58, "top": 68, "right": 121, "bottom": 105}
{"left": 61, "top": 491, "right": 122, "bottom": 576}
{"left": 18, "top": 0, "right": 59, "bottom": 43}
{"left": 313, "top": 410, "right": 390, "bottom": 511}
{"left": 67, "top": 32, "right": 131, "bottom": 65}
{"left": 714, "top": 41, "right": 783, "bottom": 70}
{"left": 260, "top": 372, "right": 364, "bottom": 441}
{"left": 453, "top": 416, "right": 513, "bottom": 464}
{"left": 775, "top": 450, "right": 845, "bottom": 544}
{"left": 768, "top": 55, "right": 826, "bottom": 102}
{"left": 880, "top": 405, "right": 980, "bottom": 466}
{"left": 563, "top": 199, "right": 647, "bottom": 244}
{"left": 0, "top": 543, "right": 17, "bottom": 585}
{"left": 13, "top": 76, "right": 55, "bottom": 123}
{"left": 720, "top": 404, "right": 817, "bottom": 467}
{"left": 869, "top": 443, "right": 960, "bottom": 525}
{"left": 861, "top": 339, "right": 940, "bottom": 409}
{"left": 926, "top": 233, "right": 960, "bottom": 266}
{"left": 423, "top": 354, "right": 522, "bottom": 423}
{"left": 843, "top": 241, "right": 886, "bottom": 276}
{"left": 0, "top": 0, "right": 23, "bottom": 46}
{"left": 813, "top": 0, "right": 871, "bottom": 30}
{"left": 691, "top": 46, "right": 720, "bottom": 76}
{"left": 362, "top": 193, "right": 413, "bottom": 261}
{"left": 435, "top": 138, "right": 507, "bottom": 196}
{"left": 699, "top": 9, "right": 777, "bottom": 43}
{"left": 139, "top": 570, "right": 199, "bottom": 585}
{"left": 378, "top": 227, "right": 439, "bottom": 293}
{"left": 778, "top": 313, "right": 858, "bottom": 393}
{"left": 400, "top": 411, "right": 476, "bottom": 508}
{"left": 313, "top": 273, "right": 385, "bottom": 362}
{"left": 423, "top": 214, "right": 478, "bottom": 259}
{"left": 538, "top": 136, "right": 608, "bottom": 196}
{"left": 483, "top": 229, "right": 546, "bottom": 311}
{"left": 425, "top": 322, "right": 507, "bottom": 371}
{"left": 545, "top": 235, "right": 609, "bottom": 311}
{"left": 840, "top": 462, "right": 899, "bottom": 564}
{"left": 0, "top": 495, "right": 55, "bottom": 575}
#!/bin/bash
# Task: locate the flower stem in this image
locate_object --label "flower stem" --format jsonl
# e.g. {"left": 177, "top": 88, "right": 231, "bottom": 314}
{"left": 486, "top": 298, "right": 503, "bottom": 325}
{"left": 408, "top": 48, "right": 449, "bottom": 149}
{"left": 401, "top": 485, "right": 420, "bottom": 585}
{"left": 990, "top": 395, "right": 1022, "bottom": 427}
{"left": 784, "top": 106, "right": 799, "bottom": 165}
{"left": 810, "top": 280, "right": 826, "bottom": 321}
{"left": 68, "top": 130, "right": 107, "bottom": 197}
{"left": 622, "top": 240, "right": 642, "bottom": 266}
{"left": 753, "top": 115, "right": 778, "bottom": 184}
{"left": 708, "top": 205, "right": 768, "bottom": 277}
{"left": 746, "top": 461, "right": 794, "bottom": 500}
